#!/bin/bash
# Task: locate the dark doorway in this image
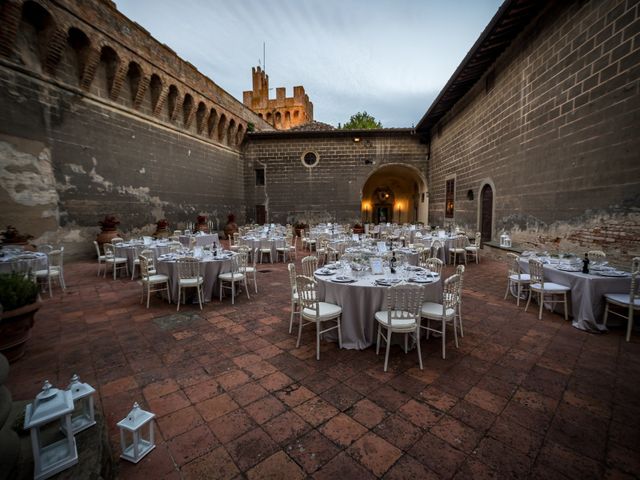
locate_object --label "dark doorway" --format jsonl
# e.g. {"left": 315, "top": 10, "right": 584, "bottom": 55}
{"left": 375, "top": 205, "right": 391, "bottom": 224}
{"left": 256, "top": 205, "right": 266, "bottom": 225}
{"left": 480, "top": 185, "right": 493, "bottom": 242}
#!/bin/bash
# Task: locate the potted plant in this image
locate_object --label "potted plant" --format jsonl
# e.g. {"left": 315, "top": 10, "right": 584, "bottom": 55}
{"left": 0, "top": 272, "right": 41, "bottom": 362}
{"left": 223, "top": 213, "right": 238, "bottom": 239}
{"left": 154, "top": 219, "right": 170, "bottom": 239}
{"left": 1, "top": 226, "right": 35, "bottom": 251}
{"left": 97, "top": 215, "right": 120, "bottom": 250}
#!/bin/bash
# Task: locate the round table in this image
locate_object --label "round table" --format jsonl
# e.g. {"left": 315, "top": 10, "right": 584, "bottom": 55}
{"left": 0, "top": 251, "right": 48, "bottom": 274}
{"left": 314, "top": 268, "right": 442, "bottom": 349}
{"left": 156, "top": 252, "right": 234, "bottom": 302}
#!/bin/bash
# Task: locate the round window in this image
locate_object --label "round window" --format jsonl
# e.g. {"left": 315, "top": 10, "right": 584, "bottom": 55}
{"left": 301, "top": 151, "right": 319, "bottom": 168}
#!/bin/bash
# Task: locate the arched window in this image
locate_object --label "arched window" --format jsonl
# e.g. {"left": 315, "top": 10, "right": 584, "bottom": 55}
{"left": 195, "top": 102, "right": 207, "bottom": 134}
{"left": 207, "top": 108, "right": 218, "bottom": 137}
{"left": 18, "top": 1, "right": 55, "bottom": 71}
{"left": 167, "top": 84, "right": 178, "bottom": 120}
{"left": 63, "top": 27, "right": 90, "bottom": 85}
{"left": 148, "top": 74, "right": 163, "bottom": 114}
{"left": 125, "top": 61, "right": 142, "bottom": 105}
{"left": 182, "top": 93, "right": 193, "bottom": 126}
{"left": 217, "top": 114, "right": 227, "bottom": 143}
{"left": 227, "top": 119, "right": 236, "bottom": 146}
{"left": 92, "top": 45, "right": 119, "bottom": 98}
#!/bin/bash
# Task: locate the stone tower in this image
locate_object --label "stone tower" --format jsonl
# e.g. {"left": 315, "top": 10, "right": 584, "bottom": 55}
{"left": 243, "top": 67, "right": 313, "bottom": 130}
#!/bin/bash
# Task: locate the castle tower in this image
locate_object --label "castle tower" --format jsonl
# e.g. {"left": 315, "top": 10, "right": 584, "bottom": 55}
{"left": 242, "top": 66, "right": 313, "bottom": 130}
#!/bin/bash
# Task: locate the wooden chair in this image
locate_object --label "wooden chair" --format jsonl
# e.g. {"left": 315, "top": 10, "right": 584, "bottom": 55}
{"left": 449, "top": 235, "right": 467, "bottom": 265}
{"left": 301, "top": 255, "right": 318, "bottom": 277}
{"left": 139, "top": 254, "right": 170, "bottom": 308}
{"left": 218, "top": 253, "right": 249, "bottom": 304}
{"left": 504, "top": 252, "right": 530, "bottom": 307}
{"left": 420, "top": 273, "right": 460, "bottom": 359}
{"left": 177, "top": 257, "right": 203, "bottom": 311}
{"left": 465, "top": 232, "right": 481, "bottom": 264}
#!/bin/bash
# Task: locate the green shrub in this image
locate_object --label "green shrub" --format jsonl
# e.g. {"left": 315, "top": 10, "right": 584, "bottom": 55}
{"left": 0, "top": 272, "right": 39, "bottom": 312}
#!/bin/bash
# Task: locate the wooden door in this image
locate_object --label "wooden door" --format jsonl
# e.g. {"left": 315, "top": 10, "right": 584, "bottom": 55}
{"left": 256, "top": 205, "right": 266, "bottom": 225}
{"left": 480, "top": 185, "right": 493, "bottom": 242}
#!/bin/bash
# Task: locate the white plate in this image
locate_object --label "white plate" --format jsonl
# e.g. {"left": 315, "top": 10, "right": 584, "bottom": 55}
{"left": 332, "top": 276, "right": 355, "bottom": 283}
{"left": 410, "top": 277, "right": 434, "bottom": 283}
{"left": 598, "top": 271, "right": 629, "bottom": 277}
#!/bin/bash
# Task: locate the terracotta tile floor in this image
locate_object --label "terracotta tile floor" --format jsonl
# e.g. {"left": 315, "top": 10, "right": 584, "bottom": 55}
{"left": 7, "top": 253, "right": 640, "bottom": 479}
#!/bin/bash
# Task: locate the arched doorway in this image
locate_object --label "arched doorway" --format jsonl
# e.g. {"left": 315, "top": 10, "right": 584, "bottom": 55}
{"left": 361, "top": 164, "right": 428, "bottom": 224}
{"left": 480, "top": 184, "right": 493, "bottom": 242}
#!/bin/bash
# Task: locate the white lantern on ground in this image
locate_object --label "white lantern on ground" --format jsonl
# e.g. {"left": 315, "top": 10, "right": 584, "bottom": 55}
{"left": 117, "top": 402, "right": 156, "bottom": 463}
{"left": 64, "top": 374, "right": 96, "bottom": 434}
{"left": 24, "top": 380, "right": 78, "bottom": 480}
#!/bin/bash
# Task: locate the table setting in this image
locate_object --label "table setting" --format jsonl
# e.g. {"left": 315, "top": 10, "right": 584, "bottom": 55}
{"left": 517, "top": 251, "right": 632, "bottom": 332}
{"left": 313, "top": 259, "right": 442, "bottom": 349}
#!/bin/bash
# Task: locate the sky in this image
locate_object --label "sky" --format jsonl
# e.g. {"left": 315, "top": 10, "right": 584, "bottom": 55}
{"left": 115, "top": 0, "right": 503, "bottom": 128}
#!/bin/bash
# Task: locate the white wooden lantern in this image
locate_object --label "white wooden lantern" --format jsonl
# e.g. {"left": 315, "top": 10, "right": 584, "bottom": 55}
{"left": 117, "top": 402, "right": 156, "bottom": 463}
{"left": 504, "top": 234, "right": 512, "bottom": 248}
{"left": 64, "top": 374, "right": 96, "bottom": 434}
{"left": 24, "top": 380, "right": 78, "bottom": 480}
{"left": 500, "top": 232, "right": 508, "bottom": 247}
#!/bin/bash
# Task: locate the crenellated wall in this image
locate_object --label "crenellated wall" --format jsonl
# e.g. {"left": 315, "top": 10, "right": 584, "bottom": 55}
{"left": 0, "top": 0, "right": 272, "bottom": 257}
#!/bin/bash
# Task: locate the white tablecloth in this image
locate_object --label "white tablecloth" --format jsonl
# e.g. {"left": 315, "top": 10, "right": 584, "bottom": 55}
{"left": 157, "top": 254, "right": 233, "bottom": 302}
{"left": 240, "top": 237, "right": 285, "bottom": 262}
{"left": 518, "top": 258, "right": 632, "bottom": 332}
{"left": 315, "top": 273, "right": 442, "bottom": 349}
{"left": 0, "top": 251, "right": 48, "bottom": 274}
{"left": 115, "top": 242, "right": 171, "bottom": 272}
{"left": 179, "top": 234, "right": 219, "bottom": 248}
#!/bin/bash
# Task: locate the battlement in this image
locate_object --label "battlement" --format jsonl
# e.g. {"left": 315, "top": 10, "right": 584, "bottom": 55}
{"left": 0, "top": 0, "right": 272, "bottom": 149}
{"left": 242, "top": 66, "right": 313, "bottom": 130}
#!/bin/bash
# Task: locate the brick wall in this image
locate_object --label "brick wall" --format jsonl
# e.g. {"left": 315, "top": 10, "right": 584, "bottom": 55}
{"left": 428, "top": 0, "right": 640, "bottom": 266}
{"left": 0, "top": 0, "right": 265, "bottom": 257}
{"left": 243, "top": 131, "right": 428, "bottom": 225}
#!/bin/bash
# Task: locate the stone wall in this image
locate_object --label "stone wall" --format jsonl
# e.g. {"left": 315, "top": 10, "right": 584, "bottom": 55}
{"left": 243, "top": 130, "right": 428, "bottom": 225}
{"left": 0, "top": 0, "right": 271, "bottom": 257}
{"left": 427, "top": 0, "right": 640, "bottom": 266}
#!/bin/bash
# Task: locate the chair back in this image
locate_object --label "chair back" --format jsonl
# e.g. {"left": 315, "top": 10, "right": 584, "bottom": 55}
{"left": 380, "top": 283, "right": 424, "bottom": 326}
{"left": 141, "top": 248, "right": 154, "bottom": 266}
{"left": 173, "top": 230, "right": 182, "bottom": 236}
{"left": 103, "top": 243, "right": 116, "bottom": 257}
{"left": 455, "top": 264, "right": 465, "bottom": 303}
{"left": 455, "top": 235, "right": 466, "bottom": 249}
{"left": 49, "top": 247, "right": 64, "bottom": 270}
{"left": 37, "top": 244, "right": 53, "bottom": 254}
{"left": 177, "top": 257, "right": 201, "bottom": 280}
{"left": 139, "top": 254, "right": 153, "bottom": 279}
{"left": 443, "top": 274, "right": 461, "bottom": 313}
{"left": 630, "top": 257, "right": 640, "bottom": 305}
{"left": 431, "top": 240, "right": 443, "bottom": 259}
{"left": 302, "top": 255, "right": 318, "bottom": 277}
{"left": 507, "top": 253, "right": 523, "bottom": 279}
{"left": 528, "top": 259, "right": 545, "bottom": 287}
{"left": 296, "top": 275, "right": 319, "bottom": 314}
{"left": 235, "top": 251, "right": 248, "bottom": 272}
{"left": 474, "top": 232, "right": 481, "bottom": 247}
{"left": 111, "top": 237, "right": 124, "bottom": 244}
{"left": 288, "top": 263, "right": 297, "bottom": 296}
{"left": 93, "top": 240, "right": 102, "bottom": 257}
{"left": 425, "top": 258, "right": 444, "bottom": 275}
{"left": 259, "top": 238, "right": 271, "bottom": 250}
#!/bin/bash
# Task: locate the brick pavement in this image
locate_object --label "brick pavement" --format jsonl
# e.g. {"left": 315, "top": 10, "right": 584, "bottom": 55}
{"left": 6, "top": 253, "right": 640, "bottom": 479}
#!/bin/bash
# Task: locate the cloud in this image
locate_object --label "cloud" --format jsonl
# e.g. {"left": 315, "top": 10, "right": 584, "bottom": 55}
{"left": 114, "top": 0, "right": 502, "bottom": 127}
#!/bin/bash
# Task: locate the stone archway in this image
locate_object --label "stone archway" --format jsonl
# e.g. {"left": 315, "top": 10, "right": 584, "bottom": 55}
{"left": 360, "top": 164, "right": 428, "bottom": 224}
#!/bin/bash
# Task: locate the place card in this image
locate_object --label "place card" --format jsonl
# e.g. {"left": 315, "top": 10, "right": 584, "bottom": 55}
{"left": 370, "top": 257, "right": 384, "bottom": 275}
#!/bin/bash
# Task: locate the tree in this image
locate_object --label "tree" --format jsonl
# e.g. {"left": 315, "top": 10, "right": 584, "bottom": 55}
{"left": 342, "top": 111, "right": 382, "bottom": 130}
